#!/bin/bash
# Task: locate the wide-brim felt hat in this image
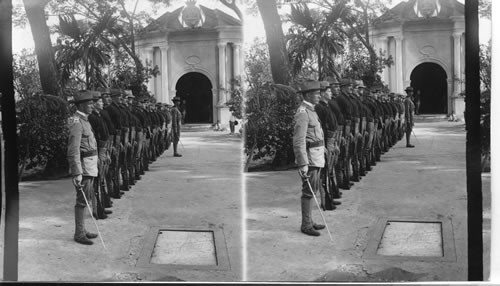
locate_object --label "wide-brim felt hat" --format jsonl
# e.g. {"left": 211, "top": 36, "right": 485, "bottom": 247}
{"left": 89, "top": 90, "right": 102, "bottom": 100}
{"left": 73, "top": 90, "right": 95, "bottom": 103}
{"left": 109, "top": 88, "right": 122, "bottom": 97}
{"left": 326, "top": 76, "right": 339, "bottom": 85}
{"left": 405, "top": 86, "right": 414, "bottom": 92}
{"left": 297, "top": 79, "right": 321, "bottom": 93}
{"left": 319, "top": 81, "right": 330, "bottom": 90}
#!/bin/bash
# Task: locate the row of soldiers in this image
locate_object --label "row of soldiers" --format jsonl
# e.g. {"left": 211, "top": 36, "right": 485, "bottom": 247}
{"left": 293, "top": 77, "right": 415, "bottom": 236}
{"left": 68, "top": 89, "right": 182, "bottom": 245}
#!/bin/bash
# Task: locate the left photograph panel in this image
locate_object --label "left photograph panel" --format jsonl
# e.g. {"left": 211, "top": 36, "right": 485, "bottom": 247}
{"left": 1, "top": 0, "right": 244, "bottom": 281}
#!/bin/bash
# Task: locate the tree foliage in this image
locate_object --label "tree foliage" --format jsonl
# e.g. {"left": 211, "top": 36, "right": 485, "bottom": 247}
{"left": 244, "top": 40, "right": 299, "bottom": 169}
{"left": 17, "top": 94, "right": 70, "bottom": 179}
{"left": 287, "top": 3, "right": 345, "bottom": 80}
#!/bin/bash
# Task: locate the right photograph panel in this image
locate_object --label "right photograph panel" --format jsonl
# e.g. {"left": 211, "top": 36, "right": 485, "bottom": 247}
{"left": 244, "top": 0, "right": 491, "bottom": 282}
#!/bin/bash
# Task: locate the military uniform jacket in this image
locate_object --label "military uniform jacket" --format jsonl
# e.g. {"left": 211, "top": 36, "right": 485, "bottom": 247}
{"left": 171, "top": 107, "right": 182, "bottom": 137}
{"left": 293, "top": 101, "right": 325, "bottom": 168}
{"left": 67, "top": 111, "right": 98, "bottom": 177}
{"left": 315, "top": 101, "right": 337, "bottom": 134}
{"left": 328, "top": 98, "right": 345, "bottom": 125}
{"left": 404, "top": 97, "right": 415, "bottom": 127}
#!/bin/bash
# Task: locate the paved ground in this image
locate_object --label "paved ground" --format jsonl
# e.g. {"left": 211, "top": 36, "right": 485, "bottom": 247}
{"left": 6, "top": 130, "right": 243, "bottom": 282}
{"left": 246, "top": 121, "right": 488, "bottom": 282}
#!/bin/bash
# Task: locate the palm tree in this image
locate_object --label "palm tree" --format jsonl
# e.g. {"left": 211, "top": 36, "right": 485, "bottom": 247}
{"left": 287, "top": 3, "right": 345, "bottom": 80}
{"left": 55, "top": 13, "right": 114, "bottom": 89}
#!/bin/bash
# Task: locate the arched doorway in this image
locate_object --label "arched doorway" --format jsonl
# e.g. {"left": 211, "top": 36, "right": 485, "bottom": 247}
{"left": 410, "top": 63, "right": 448, "bottom": 114}
{"left": 175, "top": 72, "right": 213, "bottom": 123}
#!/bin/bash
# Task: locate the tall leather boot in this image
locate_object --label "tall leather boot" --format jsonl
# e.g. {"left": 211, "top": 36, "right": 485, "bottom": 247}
{"left": 301, "top": 197, "right": 320, "bottom": 236}
{"left": 74, "top": 206, "right": 94, "bottom": 245}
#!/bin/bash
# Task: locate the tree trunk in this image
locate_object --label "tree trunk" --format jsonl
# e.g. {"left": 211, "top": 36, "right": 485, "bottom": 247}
{"left": 256, "top": 0, "right": 291, "bottom": 85}
{"left": 23, "top": 0, "right": 61, "bottom": 96}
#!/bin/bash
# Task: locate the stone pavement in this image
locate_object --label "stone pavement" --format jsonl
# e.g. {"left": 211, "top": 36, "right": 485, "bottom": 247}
{"left": 246, "top": 121, "right": 477, "bottom": 282}
{"left": 11, "top": 130, "right": 243, "bottom": 282}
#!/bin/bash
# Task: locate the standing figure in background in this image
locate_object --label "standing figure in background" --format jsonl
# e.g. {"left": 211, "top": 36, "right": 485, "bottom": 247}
{"left": 414, "top": 89, "right": 421, "bottom": 115}
{"left": 179, "top": 99, "right": 187, "bottom": 124}
{"left": 404, "top": 86, "right": 416, "bottom": 148}
{"left": 229, "top": 110, "right": 237, "bottom": 135}
{"left": 171, "top": 96, "right": 183, "bottom": 157}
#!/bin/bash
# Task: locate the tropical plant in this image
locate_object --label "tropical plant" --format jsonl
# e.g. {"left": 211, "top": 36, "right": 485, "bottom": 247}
{"left": 55, "top": 13, "right": 113, "bottom": 89}
{"left": 17, "top": 93, "right": 71, "bottom": 179}
{"left": 287, "top": 3, "right": 345, "bottom": 80}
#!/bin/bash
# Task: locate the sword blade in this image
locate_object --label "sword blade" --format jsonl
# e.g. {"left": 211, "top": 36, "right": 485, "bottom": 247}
{"left": 298, "top": 170, "right": 334, "bottom": 243}
{"left": 78, "top": 183, "right": 107, "bottom": 250}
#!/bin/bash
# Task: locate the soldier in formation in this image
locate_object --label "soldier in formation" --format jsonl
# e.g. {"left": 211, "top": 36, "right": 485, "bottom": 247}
{"left": 67, "top": 88, "right": 177, "bottom": 244}
{"left": 293, "top": 77, "right": 414, "bottom": 237}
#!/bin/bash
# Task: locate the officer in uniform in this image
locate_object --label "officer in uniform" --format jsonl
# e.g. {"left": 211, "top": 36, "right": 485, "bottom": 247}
{"left": 404, "top": 87, "right": 416, "bottom": 148}
{"left": 293, "top": 79, "right": 325, "bottom": 237}
{"left": 171, "top": 96, "right": 183, "bottom": 157}
{"left": 67, "top": 90, "right": 99, "bottom": 245}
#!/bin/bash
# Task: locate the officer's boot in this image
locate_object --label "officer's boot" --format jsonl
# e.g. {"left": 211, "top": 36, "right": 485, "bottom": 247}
{"left": 74, "top": 206, "right": 94, "bottom": 245}
{"left": 300, "top": 197, "right": 320, "bottom": 236}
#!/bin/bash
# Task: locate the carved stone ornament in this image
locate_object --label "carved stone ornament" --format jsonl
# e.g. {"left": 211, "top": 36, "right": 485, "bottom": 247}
{"left": 179, "top": 0, "right": 205, "bottom": 28}
{"left": 414, "top": 0, "right": 441, "bottom": 18}
{"left": 185, "top": 55, "right": 201, "bottom": 65}
{"left": 419, "top": 45, "right": 436, "bottom": 56}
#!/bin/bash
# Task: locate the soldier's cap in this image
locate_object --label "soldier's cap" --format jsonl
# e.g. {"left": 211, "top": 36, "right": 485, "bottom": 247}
{"left": 72, "top": 90, "right": 95, "bottom": 104}
{"left": 339, "top": 78, "right": 352, "bottom": 87}
{"left": 355, "top": 80, "right": 366, "bottom": 88}
{"left": 109, "top": 89, "right": 122, "bottom": 97}
{"left": 405, "top": 86, "right": 414, "bottom": 92}
{"left": 319, "top": 81, "right": 330, "bottom": 90}
{"left": 296, "top": 79, "right": 321, "bottom": 93}
{"left": 172, "top": 96, "right": 181, "bottom": 102}
{"left": 89, "top": 90, "right": 102, "bottom": 101}
{"left": 326, "top": 76, "right": 339, "bottom": 86}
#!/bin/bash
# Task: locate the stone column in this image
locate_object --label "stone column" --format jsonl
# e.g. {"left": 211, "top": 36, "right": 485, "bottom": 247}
{"left": 380, "top": 37, "right": 389, "bottom": 85}
{"left": 233, "top": 42, "right": 242, "bottom": 81}
{"left": 146, "top": 47, "right": 155, "bottom": 95}
{"left": 395, "top": 35, "right": 404, "bottom": 93}
{"left": 453, "top": 32, "right": 462, "bottom": 96}
{"left": 217, "top": 41, "right": 227, "bottom": 105}
{"left": 160, "top": 45, "right": 170, "bottom": 104}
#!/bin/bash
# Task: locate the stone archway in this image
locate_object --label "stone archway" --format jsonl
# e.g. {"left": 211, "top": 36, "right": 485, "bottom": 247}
{"left": 175, "top": 72, "right": 213, "bottom": 124}
{"left": 410, "top": 63, "right": 448, "bottom": 114}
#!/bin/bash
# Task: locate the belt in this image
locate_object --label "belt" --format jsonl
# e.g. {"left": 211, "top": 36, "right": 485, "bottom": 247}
{"left": 306, "top": 141, "right": 324, "bottom": 149}
{"left": 81, "top": 150, "right": 97, "bottom": 158}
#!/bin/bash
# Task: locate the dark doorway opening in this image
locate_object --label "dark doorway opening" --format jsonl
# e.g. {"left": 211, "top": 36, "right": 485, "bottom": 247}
{"left": 410, "top": 63, "right": 448, "bottom": 114}
{"left": 175, "top": 72, "right": 213, "bottom": 123}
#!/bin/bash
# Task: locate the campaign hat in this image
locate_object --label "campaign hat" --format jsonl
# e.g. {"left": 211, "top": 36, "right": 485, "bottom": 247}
{"left": 296, "top": 79, "right": 321, "bottom": 93}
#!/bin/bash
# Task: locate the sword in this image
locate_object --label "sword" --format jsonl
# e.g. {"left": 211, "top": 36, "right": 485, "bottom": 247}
{"left": 298, "top": 170, "right": 334, "bottom": 242}
{"left": 75, "top": 180, "right": 107, "bottom": 250}
{"left": 412, "top": 129, "right": 420, "bottom": 145}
